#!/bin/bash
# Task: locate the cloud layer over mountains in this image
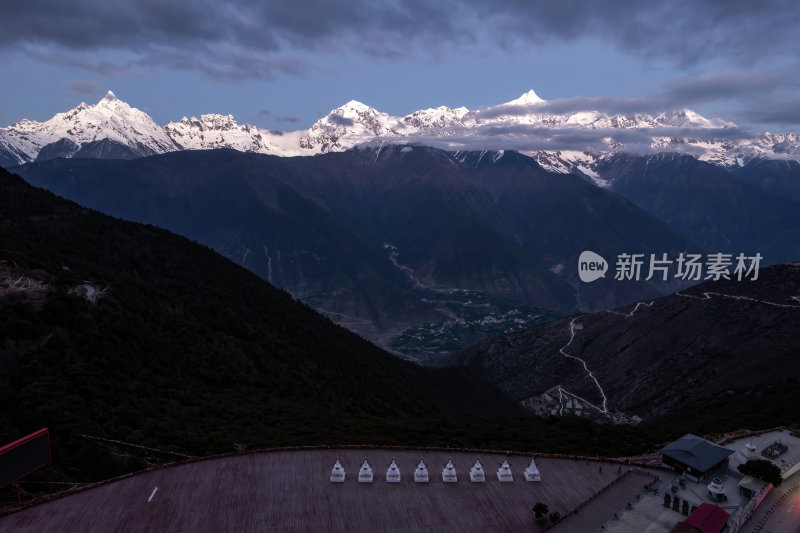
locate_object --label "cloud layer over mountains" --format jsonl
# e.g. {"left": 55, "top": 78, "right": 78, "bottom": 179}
{"left": 3, "top": 1, "right": 798, "bottom": 76}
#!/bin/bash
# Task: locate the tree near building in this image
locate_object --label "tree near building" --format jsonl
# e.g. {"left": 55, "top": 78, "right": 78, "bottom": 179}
{"left": 738, "top": 459, "right": 782, "bottom": 487}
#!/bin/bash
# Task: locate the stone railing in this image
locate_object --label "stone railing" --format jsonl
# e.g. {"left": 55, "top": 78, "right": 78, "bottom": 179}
{"left": 727, "top": 482, "right": 773, "bottom": 533}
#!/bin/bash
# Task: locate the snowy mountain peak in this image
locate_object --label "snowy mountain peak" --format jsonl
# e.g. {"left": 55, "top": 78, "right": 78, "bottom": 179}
{"left": 503, "top": 89, "right": 545, "bottom": 107}
{"left": 164, "top": 112, "right": 269, "bottom": 152}
{"left": 339, "top": 100, "right": 372, "bottom": 113}
{"left": 299, "top": 99, "right": 398, "bottom": 153}
{"left": 657, "top": 109, "right": 736, "bottom": 129}
{"left": 402, "top": 105, "right": 469, "bottom": 130}
{"left": 95, "top": 90, "right": 129, "bottom": 113}
{"left": 0, "top": 91, "right": 175, "bottom": 164}
{"left": 199, "top": 114, "right": 239, "bottom": 128}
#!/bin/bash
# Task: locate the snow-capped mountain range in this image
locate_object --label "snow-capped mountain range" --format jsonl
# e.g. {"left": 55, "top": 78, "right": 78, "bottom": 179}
{"left": 2, "top": 89, "right": 799, "bottom": 173}
{"left": 0, "top": 91, "right": 176, "bottom": 163}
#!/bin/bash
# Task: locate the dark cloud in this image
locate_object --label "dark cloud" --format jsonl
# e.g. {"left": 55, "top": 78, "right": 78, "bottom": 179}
{"left": 327, "top": 114, "right": 354, "bottom": 127}
{"left": 734, "top": 101, "right": 800, "bottom": 128}
{"left": 0, "top": 1, "right": 464, "bottom": 80}
{"left": 0, "top": 1, "right": 278, "bottom": 51}
{"left": 254, "top": 109, "right": 299, "bottom": 127}
{"left": 132, "top": 44, "right": 308, "bottom": 81}
{"left": 477, "top": 0, "right": 799, "bottom": 68}
{"left": 256, "top": 110, "right": 301, "bottom": 126}
{"left": 663, "top": 71, "right": 789, "bottom": 103}
{"left": 25, "top": 46, "right": 145, "bottom": 78}
{"left": 2, "top": 1, "right": 797, "bottom": 81}
{"left": 64, "top": 79, "right": 104, "bottom": 99}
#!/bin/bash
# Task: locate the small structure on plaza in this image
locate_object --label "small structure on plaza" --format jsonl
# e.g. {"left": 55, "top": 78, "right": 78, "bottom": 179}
{"left": 737, "top": 475, "right": 763, "bottom": 498}
{"left": 469, "top": 459, "right": 485, "bottom": 482}
{"left": 497, "top": 459, "right": 513, "bottom": 482}
{"left": 414, "top": 458, "right": 429, "bottom": 483}
{"left": 524, "top": 457, "right": 541, "bottom": 481}
{"left": 660, "top": 434, "right": 734, "bottom": 482}
{"left": 761, "top": 439, "right": 788, "bottom": 459}
{"left": 358, "top": 458, "right": 373, "bottom": 483}
{"left": 742, "top": 439, "right": 759, "bottom": 461}
{"left": 386, "top": 458, "right": 401, "bottom": 483}
{"left": 706, "top": 477, "right": 726, "bottom": 502}
{"left": 442, "top": 458, "right": 458, "bottom": 483}
{"left": 330, "top": 458, "right": 345, "bottom": 483}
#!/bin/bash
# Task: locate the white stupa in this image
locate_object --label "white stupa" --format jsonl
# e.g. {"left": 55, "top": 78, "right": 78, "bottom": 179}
{"left": 358, "top": 458, "right": 373, "bottom": 483}
{"left": 386, "top": 458, "right": 401, "bottom": 483}
{"left": 524, "top": 457, "right": 541, "bottom": 482}
{"left": 470, "top": 459, "right": 486, "bottom": 482}
{"left": 497, "top": 459, "right": 514, "bottom": 482}
{"left": 707, "top": 477, "right": 726, "bottom": 501}
{"left": 743, "top": 439, "right": 759, "bottom": 461}
{"left": 442, "top": 458, "right": 458, "bottom": 483}
{"left": 330, "top": 458, "right": 345, "bottom": 483}
{"left": 414, "top": 458, "right": 429, "bottom": 483}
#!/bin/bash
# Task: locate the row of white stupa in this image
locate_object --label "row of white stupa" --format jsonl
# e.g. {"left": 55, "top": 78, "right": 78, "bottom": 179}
{"left": 330, "top": 457, "right": 541, "bottom": 483}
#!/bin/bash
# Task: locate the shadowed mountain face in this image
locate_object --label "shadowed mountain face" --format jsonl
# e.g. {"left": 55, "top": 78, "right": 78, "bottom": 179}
{"left": 0, "top": 166, "right": 528, "bottom": 479}
{"left": 734, "top": 157, "right": 800, "bottom": 203}
{"left": 12, "top": 147, "right": 699, "bottom": 361}
{"left": 450, "top": 262, "right": 800, "bottom": 422}
{"left": 597, "top": 153, "right": 800, "bottom": 263}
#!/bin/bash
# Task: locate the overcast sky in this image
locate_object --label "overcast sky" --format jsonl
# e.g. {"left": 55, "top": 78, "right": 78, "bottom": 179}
{"left": 1, "top": 0, "right": 798, "bottom": 133}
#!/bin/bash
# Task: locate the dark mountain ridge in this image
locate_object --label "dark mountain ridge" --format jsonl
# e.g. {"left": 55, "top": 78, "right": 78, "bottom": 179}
{"left": 12, "top": 146, "right": 701, "bottom": 361}
{"left": 1, "top": 163, "right": 798, "bottom": 491}
{"left": 598, "top": 152, "right": 800, "bottom": 263}
{"left": 450, "top": 261, "right": 800, "bottom": 424}
{"left": 0, "top": 166, "right": 523, "bottom": 481}
{"left": 734, "top": 156, "right": 800, "bottom": 203}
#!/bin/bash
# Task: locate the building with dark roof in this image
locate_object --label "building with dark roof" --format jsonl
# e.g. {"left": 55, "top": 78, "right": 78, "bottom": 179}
{"left": 661, "top": 434, "right": 734, "bottom": 482}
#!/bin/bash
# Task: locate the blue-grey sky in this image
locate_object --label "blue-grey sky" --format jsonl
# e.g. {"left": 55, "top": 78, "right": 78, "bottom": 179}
{"left": 1, "top": 0, "right": 799, "bottom": 133}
